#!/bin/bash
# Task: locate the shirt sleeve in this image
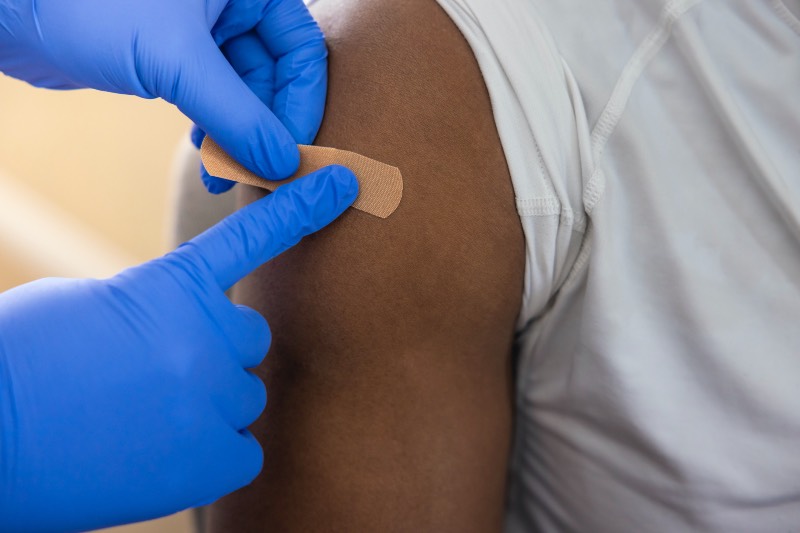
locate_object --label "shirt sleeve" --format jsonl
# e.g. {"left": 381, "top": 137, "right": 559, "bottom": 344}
{"left": 435, "top": 0, "right": 593, "bottom": 329}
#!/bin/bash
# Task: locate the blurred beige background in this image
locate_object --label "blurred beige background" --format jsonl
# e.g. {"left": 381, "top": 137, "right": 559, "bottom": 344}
{"left": 0, "top": 73, "right": 191, "bottom": 288}
{"left": 0, "top": 74, "right": 194, "bottom": 532}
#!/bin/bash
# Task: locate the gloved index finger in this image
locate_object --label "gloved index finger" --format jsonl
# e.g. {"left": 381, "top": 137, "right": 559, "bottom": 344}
{"left": 182, "top": 164, "right": 358, "bottom": 291}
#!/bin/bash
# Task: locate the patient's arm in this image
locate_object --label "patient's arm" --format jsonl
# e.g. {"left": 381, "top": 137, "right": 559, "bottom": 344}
{"left": 207, "top": 0, "right": 525, "bottom": 530}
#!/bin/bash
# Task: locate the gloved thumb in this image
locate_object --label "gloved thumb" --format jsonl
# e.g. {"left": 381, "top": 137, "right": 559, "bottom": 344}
{"left": 166, "top": 36, "right": 300, "bottom": 181}
{"left": 173, "top": 165, "right": 358, "bottom": 291}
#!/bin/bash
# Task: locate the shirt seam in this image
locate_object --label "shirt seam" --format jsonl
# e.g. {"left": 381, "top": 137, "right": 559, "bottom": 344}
{"left": 561, "top": 0, "right": 705, "bottom": 292}
{"left": 772, "top": 0, "right": 800, "bottom": 36}
{"left": 585, "top": 0, "right": 704, "bottom": 213}
{"left": 516, "top": 196, "right": 587, "bottom": 233}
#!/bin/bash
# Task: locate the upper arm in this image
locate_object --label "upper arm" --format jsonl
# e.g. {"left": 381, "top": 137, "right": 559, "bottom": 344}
{"left": 208, "top": 0, "right": 526, "bottom": 530}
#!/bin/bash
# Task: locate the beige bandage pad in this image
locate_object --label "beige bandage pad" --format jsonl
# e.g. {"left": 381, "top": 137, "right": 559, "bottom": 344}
{"left": 201, "top": 138, "right": 403, "bottom": 219}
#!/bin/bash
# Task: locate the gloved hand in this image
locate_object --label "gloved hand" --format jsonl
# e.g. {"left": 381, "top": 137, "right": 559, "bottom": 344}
{"left": 0, "top": 166, "right": 357, "bottom": 533}
{"left": 0, "top": 0, "right": 328, "bottom": 192}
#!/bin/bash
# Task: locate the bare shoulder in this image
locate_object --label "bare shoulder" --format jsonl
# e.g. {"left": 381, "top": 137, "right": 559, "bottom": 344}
{"left": 206, "top": 0, "right": 526, "bottom": 531}
{"left": 305, "top": 0, "right": 525, "bottom": 309}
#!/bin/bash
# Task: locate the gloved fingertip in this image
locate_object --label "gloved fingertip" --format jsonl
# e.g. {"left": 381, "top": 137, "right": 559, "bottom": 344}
{"left": 264, "top": 137, "right": 301, "bottom": 181}
{"left": 326, "top": 164, "right": 360, "bottom": 206}
{"left": 221, "top": 125, "right": 300, "bottom": 182}
{"left": 270, "top": 165, "right": 358, "bottom": 236}
{"left": 202, "top": 166, "right": 236, "bottom": 195}
{"left": 190, "top": 125, "right": 206, "bottom": 150}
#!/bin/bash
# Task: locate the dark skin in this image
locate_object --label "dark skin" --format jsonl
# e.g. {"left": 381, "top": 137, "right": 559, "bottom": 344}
{"left": 206, "top": 0, "right": 526, "bottom": 530}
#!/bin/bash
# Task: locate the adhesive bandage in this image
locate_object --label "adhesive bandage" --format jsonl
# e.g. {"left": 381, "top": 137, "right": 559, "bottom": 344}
{"left": 200, "top": 138, "right": 403, "bottom": 219}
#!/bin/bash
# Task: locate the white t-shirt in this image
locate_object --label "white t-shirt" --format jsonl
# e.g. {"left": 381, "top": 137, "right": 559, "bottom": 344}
{"left": 434, "top": 0, "right": 800, "bottom": 531}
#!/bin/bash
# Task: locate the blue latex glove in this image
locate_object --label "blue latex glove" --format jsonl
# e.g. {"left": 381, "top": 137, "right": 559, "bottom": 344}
{"left": 0, "top": 166, "right": 357, "bottom": 533}
{"left": 0, "top": 0, "right": 328, "bottom": 192}
{"left": 191, "top": 1, "right": 329, "bottom": 194}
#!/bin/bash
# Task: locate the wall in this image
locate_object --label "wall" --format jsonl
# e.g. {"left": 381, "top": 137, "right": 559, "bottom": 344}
{"left": 0, "top": 74, "right": 192, "bottom": 285}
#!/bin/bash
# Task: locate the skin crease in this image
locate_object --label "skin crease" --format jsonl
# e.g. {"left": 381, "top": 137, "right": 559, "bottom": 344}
{"left": 205, "top": 0, "right": 526, "bottom": 530}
